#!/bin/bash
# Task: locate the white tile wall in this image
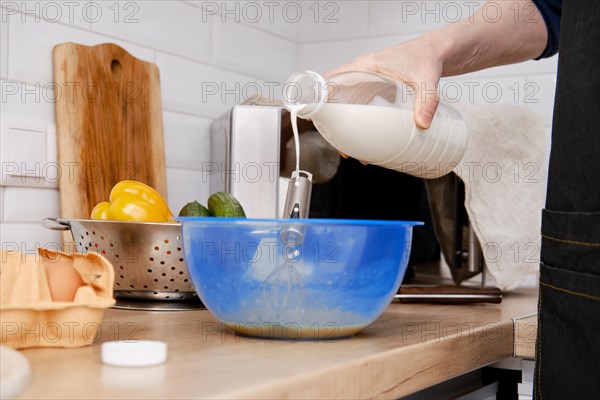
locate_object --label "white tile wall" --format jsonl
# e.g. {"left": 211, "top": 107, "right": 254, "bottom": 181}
{"left": 166, "top": 168, "right": 212, "bottom": 215}
{"left": 1, "top": 223, "right": 61, "bottom": 250}
{"left": 1, "top": 0, "right": 92, "bottom": 29}
{"left": 298, "top": 1, "right": 369, "bottom": 43}
{"left": 3, "top": 187, "right": 59, "bottom": 222}
{"left": 297, "top": 33, "right": 420, "bottom": 73}
{"left": 91, "top": 1, "right": 211, "bottom": 62}
{"left": 7, "top": 10, "right": 154, "bottom": 84}
{"left": 1, "top": 0, "right": 558, "bottom": 289}
{"left": 212, "top": 19, "right": 296, "bottom": 81}
{"left": 0, "top": 187, "right": 4, "bottom": 221}
{"left": 369, "top": 0, "right": 485, "bottom": 36}
{"left": 1, "top": 10, "right": 8, "bottom": 79}
{"left": 157, "top": 52, "right": 263, "bottom": 118}
{"left": 253, "top": 2, "right": 302, "bottom": 42}
{"left": 188, "top": 1, "right": 370, "bottom": 43}
{"left": 163, "top": 111, "right": 212, "bottom": 170}
{"left": 1, "top": 80, "right": 56, "bottom": 122}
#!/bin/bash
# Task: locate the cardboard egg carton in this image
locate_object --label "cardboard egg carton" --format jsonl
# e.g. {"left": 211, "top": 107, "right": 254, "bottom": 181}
{"left": 1, "top": 248, "right": 116, "bottom": 349}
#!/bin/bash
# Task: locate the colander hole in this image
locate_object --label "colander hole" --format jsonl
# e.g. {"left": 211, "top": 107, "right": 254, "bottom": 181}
{"left": 179, "top": 258, "right": 184, "bottom": 262}
{"left": 116, "top": 282, "right": 120, "bottom": 286}
{"left": 165, "top": 296, "right": 170, "bottom": 299}
{"left": 130, "top": 285, "right": 135, "bottom": 289}
{"left": 179, "top": 296, "right": 184, "bottom": 299}
{"left": 154, "top": 279, "right": 158, "bottom": 282}
{"left": 177, "top": 247, "right": 181, "bottom": 251}
{"left": 170, "top": 267, "right": 175, "bottom": 270}
{"left": 174, "top": 289, "right": 180, "bottom": 292}
{"left": 154, "top": 246, "right": 159, "bottom": 251}
{"left": 120, "top": 275, "right": 124, "bottom": 279}
{"left": 81, "top": 235, "right": 84, "bottom": 239}
{"left": 94, "top": 244, "right": 98, "bottom": 248}
{"left": 177, "top": 236, "right": 181, "bottom": 240}
{"left": 166, "top": 251, "right": 172, "bottom": 255}
{"left": 161, "top": 273, "right": 166, "bottom": 277}
{"left": 110, "top": 243, "right": 114, "bottom": 247}
{"left": 179, "top": 271, "right": 184, "bottom": 275}
{"left": 170, "top": 279, "right": 174, "bottom": 282}
{"left": 149, "top": 257, "right": 154, "bottom": 261}
{"left": 92, "top": 231, "right": 95, "bottom": 235}
{"left": 126, "top": 291, "right": 132, "bottom": 294}
{"left": 160, "top": 261, "right": 165, "bottom": 265}
{"left": 164, "top": 286, "right": 169, "bottom": 289}
{"left": 115, "top": 254, "right": 119, "bottom": 258}
{"left": 143, "top": 285, "right": 148, "bottom": 289}
{"left": 184, "top": 279, "right": 188, "bottom": 283}
{"left": 101, "top": 250, "right": 106, "bottom": 255}
{"left": 164, "top": 239, "right": 169, "bottom": 244}
{"left": 147, "top": 269, "right": 152, "bottom": 273}
{"left": 86, "top": 231, "right": 89, "bottom": 236}
{"left": 153, "top": 292, "right": 158, "bottom": 295}
{"left": 119, "top": 266, "right": 124, "bottom": 270}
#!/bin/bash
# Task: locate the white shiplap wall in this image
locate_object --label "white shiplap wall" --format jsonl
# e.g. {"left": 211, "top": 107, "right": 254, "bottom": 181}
{"left": 0, "top": 1, "right": 557, "bottom": 271}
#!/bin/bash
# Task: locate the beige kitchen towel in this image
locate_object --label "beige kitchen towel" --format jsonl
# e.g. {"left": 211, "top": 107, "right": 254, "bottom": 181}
{"left": 451, "top": 103, "right": 548, "bottom": 291}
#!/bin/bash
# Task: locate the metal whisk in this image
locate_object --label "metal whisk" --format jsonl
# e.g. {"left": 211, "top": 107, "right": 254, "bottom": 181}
{"left": 262, "top": 170, "right": 313, "bottom": 319}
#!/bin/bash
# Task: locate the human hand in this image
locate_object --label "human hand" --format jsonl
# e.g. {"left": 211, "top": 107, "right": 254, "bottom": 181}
{"left": 325, "top": 38, "right": 444, "bottom": 130}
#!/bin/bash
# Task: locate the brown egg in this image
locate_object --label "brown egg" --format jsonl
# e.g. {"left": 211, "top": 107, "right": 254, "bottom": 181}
{"left": 44, "top": 261, "right": 85, "bottom": 302}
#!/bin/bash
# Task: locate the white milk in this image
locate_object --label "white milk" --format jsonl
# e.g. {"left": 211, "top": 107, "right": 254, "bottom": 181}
{"left": 307, "top": 102, "right": 468, "bottom": 179}
{"left": 288, "top": 105, "right": 303, "bottom": 175}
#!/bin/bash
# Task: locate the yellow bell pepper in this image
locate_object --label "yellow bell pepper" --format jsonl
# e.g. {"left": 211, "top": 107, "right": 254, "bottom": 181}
{"left": 91, "top": 201, "right": 111, "bottom": 220}
{"left": 109, "top": 180, "right": 174, "bottom": 219}
{"left": 90, "top": 180, "right": 175, "bottom": 222}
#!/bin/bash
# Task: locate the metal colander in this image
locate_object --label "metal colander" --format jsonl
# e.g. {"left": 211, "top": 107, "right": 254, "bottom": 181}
{"left": 43, "top": 218, "right": 197, "bottom": 302}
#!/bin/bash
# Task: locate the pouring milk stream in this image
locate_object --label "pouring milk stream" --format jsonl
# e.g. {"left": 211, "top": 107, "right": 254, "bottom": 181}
{"left": 283, "top": 71, "right": 469, "bottom": 179}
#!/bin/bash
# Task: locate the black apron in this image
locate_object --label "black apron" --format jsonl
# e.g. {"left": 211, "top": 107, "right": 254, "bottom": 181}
{"left": 534, "top": 1, "right": 600, "bottom": 398}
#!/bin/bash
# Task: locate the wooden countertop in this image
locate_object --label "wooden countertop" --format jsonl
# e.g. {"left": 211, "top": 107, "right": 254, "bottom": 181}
{"left": 514, "top": 315, "right": 538, "bottom": 360}
{"left": 16, "top": 289, "right": 538, "bottom": 399}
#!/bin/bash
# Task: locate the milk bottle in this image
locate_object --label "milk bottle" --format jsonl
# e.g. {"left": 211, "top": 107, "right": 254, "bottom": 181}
{"left": 282, "top": 71, "right": 468, "bottom": 179}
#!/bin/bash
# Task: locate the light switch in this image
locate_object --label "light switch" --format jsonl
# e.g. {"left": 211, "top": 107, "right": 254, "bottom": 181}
{"left": 0, "top": 117, "right": 58, "bottom": 188}
{"left": 9, "top": 128, "right": 46, "bottom": 168}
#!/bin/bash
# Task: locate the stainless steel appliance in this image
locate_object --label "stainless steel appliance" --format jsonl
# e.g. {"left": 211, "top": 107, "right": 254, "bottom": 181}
{"left": 209, "top": 105, "right": 339, "bottom": 219}
{"left": 209, "top": 105, "right": 283, "bottom": 218}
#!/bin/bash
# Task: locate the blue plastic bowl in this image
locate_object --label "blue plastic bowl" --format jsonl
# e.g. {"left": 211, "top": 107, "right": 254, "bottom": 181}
{"left": 180, "top": 218, "right": 422, "bottom": 340}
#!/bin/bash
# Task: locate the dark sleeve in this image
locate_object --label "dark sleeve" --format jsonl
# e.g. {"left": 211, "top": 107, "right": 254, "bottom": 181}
{"left": 531, "top": 0, "right": 562, "bottom": 58}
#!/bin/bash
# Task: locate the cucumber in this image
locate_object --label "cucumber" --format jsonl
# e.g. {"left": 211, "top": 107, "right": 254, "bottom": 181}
{"left": 178, "top": 201, "right": 210, "bottom": 217}
{"left": 208, "top": 192, "right": 246, "bottom": 218}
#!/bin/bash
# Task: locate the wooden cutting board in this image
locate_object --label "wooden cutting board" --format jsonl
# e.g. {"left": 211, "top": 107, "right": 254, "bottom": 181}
{"left": 53, "top": 43, "right": 167, "bottom": 220}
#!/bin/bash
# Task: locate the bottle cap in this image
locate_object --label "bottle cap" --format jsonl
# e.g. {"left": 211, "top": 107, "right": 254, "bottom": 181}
{"left": 283, "top": 71, "right": 328, "bottom": 118}
{"left": 101, "top": 340, "right": 167, "bottom": 367}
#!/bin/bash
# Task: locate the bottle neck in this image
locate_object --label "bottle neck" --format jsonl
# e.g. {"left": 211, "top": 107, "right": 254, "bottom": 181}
{"left": 283, "top": 71, "right": 328, "bottom": 119}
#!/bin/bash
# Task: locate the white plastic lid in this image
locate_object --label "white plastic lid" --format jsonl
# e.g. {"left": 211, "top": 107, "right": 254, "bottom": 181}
{"left": 101, "top": 340, "right": 167, "bottom": 367}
